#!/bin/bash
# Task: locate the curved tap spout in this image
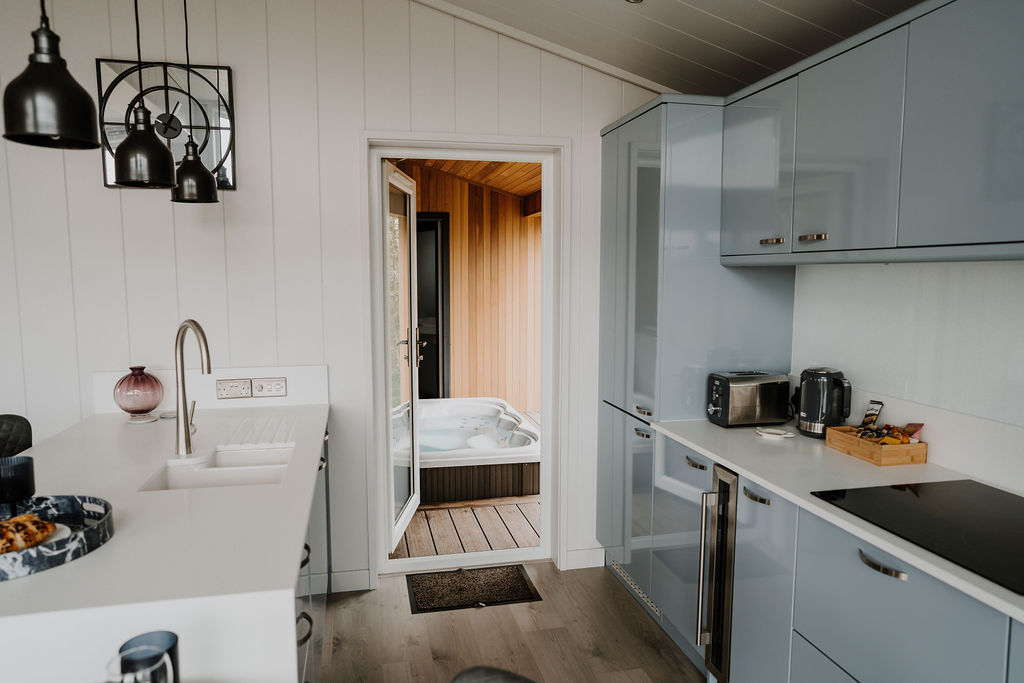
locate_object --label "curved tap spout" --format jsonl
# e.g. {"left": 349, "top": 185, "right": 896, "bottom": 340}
{"left": 175, "top": 319, "right": 212, "bottom": 457}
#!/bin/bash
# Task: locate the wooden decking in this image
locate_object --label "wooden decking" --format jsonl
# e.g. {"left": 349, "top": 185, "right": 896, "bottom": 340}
{"left": 390, "top": 495, "right": 541, "bottom": 559}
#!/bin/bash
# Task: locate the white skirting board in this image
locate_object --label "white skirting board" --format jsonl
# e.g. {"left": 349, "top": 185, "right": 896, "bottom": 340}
{"left": 331, "top": 569, "right": 372, "bottom": 593}
{"left": 561, "top": 547, "right": 605, "bottom": 570}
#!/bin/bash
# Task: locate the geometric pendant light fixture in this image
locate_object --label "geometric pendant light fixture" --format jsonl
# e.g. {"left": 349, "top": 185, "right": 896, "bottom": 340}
{"left": 171, "top": 0, "right": 217, "bottom": 203}
{"left": 114, "top": 0, "right": 176, "bottom": 188}
{"left": 2, "top": 0, "right": 101, "bottom": 149}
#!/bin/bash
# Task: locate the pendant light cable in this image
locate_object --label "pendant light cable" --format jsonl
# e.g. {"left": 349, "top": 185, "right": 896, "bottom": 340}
{"left": 134, "top": 0, "right": 143, "bottom": 99}
{"left": 184, "top": 0, "right": 193, "bottom": 141}
{"left": 39, "top": 0, "right": 47, "bottom": 25}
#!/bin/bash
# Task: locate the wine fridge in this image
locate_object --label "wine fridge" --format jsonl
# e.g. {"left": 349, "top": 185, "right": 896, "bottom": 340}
{"left": 697, "top": 464, "right": 738, "bottom": 682}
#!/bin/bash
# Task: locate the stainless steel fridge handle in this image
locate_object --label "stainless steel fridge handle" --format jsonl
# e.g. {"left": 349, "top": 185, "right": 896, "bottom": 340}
{"left": 695, "top": 490, "right": 716, "bottom": 647}
{"left": 858, "top": 549, "right": 908, "bottom": 581}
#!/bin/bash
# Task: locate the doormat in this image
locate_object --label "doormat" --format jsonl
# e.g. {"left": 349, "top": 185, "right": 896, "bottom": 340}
{"left": 406, "top": 564, "right": 542, "bottom": 614}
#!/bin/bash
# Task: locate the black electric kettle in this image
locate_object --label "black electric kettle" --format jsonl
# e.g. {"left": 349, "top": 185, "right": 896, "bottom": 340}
{"left": 796, "top": 367, "right": 851, "bottom": 438}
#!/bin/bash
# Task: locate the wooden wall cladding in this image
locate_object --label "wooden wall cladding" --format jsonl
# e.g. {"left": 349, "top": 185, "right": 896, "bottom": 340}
{"left": 399, "top": 162, "right": 541, "bottom": 412}
{"left": 420, "top": 463, "right": 541, "bottom": 504}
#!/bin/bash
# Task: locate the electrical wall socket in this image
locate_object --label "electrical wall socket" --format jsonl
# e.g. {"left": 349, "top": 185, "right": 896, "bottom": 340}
{"left": 216, "top": 378, "right": 253, "bottom": 399}
{"left": 253, "top": 377, "right": 287, "bottom": 398}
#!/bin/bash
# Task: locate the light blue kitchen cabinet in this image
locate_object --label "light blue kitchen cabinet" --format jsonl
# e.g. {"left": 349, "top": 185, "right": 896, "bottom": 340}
{"left": 598, "top": 97, "right": 794, "bottom": 424}
{"left": 598, "top": 398, "right": 655, "bottom": 599}
{"left": 790, "top": 631, "right": 856, "bottom": 683}
{"left": 721, "top": 77, "right": 798, "bottom": 256}
{"left": 1010, "top": 619, "right": 1024, "bottom": 683}
{"left": 729, "top": 478, "right": 797, "bottom": 683}
{"left": 898, "top": 0, "right": 1024, "bottom": 248}
{"left": 624, "top": 413, "right": 655, "bottom": 599}
{"left": 649, "top": 438, "right": 713, "bottom": 666}
{"left": 596, "top": 400, "right": 626, "bottom": 558}
{"left": 794, "top": 510, "right": 1009, "bottom": 683}
{"left": 792, "top": 27, "right": 908, "bottom": 253}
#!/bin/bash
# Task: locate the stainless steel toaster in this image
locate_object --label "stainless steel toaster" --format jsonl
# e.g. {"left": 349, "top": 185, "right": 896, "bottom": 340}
{"left": 706, "top": 371, "right": 790, "bottom": 427}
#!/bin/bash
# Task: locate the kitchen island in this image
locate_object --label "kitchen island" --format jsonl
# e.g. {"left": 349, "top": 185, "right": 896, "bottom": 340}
{"left": 0, "top": 404, "right": 329, "bottom": 682}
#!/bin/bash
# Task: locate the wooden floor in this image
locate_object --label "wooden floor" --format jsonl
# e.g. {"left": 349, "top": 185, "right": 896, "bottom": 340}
{"left": 390, "top": 496, "right": 541, "bottom": 559}
{"left": 320, "top": 561, "right": 703, "bottom": 682}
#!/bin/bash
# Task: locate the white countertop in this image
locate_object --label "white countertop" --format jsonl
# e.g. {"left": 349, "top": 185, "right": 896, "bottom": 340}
{"left": 0, "top": 404, "right": 329, "bottom": 619}
{"left": 653, "top": 419, "right": 1024, "bottom": 624}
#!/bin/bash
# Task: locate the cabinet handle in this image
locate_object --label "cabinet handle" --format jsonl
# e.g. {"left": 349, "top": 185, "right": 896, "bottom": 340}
{"left": 634, "top": 427, "right": 652, "bottom": 439}
{"left": 695, "top": 490, "right": 716, "bottom": 647}
{"left": 319, "top": 453, "right": 328, "bottom": 471}
{"left": 685, "top": 455, "right": 707, "bottom": 471}
{"left": 300, "top": 543, "right": 311, "bottom": 569}
{"left": 742, "top": 486, "right": 771, "bottom": 506}
{"left": 635, "top": 405, "right": 653, "bottom": 417}
{"left": 759, "top": 237, "right": 785, "bottom": 245}
{"left": 858, "top": 549, "right": 908, "bottom": 581}
{"left": 798, "top": 233, "right": 829, "bottom": 242}
{"left": 296, "top": 611, "right": 313, "bottom": 647}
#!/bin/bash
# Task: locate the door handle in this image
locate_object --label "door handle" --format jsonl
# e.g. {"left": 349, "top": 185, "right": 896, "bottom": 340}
{"left": 695, "top": 490, "right": 716, "bottom": 647}
{"left": 685, "top": 455, "right": 707, "bottom": 471}
{"left": 858, "top": 549, "right": 908, "bottom": 581}
{"left": 296, "top": 611, "right": 313, "bottom": 647}
{"left": 742, "top": 486, "right": 771, "bottom": 506}
{"left": 798, "top": 233, "right": 829, "bottom": 242}
{"left": 635, "top": 405, "right": 653, "bottom": 417}
{"left": 759, "top": 237, "right": 785, "bottom": 245}
{"left": 300, "top": 543, "right": 311, "bottom": 569}
{"left": 634, "top": 427, "right": 652, "bottom": 439}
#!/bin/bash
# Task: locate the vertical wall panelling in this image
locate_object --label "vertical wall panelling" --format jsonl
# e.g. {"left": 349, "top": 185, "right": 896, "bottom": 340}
{"left": 410, "top": 4, "right": 455, "bottom": 132}
{"left": 453, "top": 19, "right": 499, "bottom": 134}
{"left": 497, "top": 36, "right": 541, "bottom": 136}
{"left": 163, "top": 0, "right": 231, "bottom": 370}
{"left": 216, "top": 0, "right": 278, "bottom": 366}
{"left": 110, "top": 0, "right": 179, "bottom": 370}
{"left": 622, "top": 82, "right": 657, "bottom": 116}
{"left": 57, "top": 0, "right": 130, "bottom": 417}
{"left": 0, "top": 1, "right": 81, "bottom": 437}
{"left": 363, "top": 0, "right": 411, "bottom": 132}
{"left": 266, "top": 0, "right": 324, "bottom": 365}
{"left": 573, "top": 67, "right": 623, "bottom": 552}
{"left": 0, "top": 76, "right": 27, "bottom": 417}
{"left": 315, "top": 0, "right": 371, "bottom": 578}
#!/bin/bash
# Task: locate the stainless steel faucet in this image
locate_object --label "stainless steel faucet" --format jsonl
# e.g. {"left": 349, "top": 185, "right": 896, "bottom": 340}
{"left": 175, "top": 319, "right": 211, "bottom": 457}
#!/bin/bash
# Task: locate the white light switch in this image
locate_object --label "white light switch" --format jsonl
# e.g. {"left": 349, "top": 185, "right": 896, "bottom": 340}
{"left": 253, "top": 377, "right": 287, "bottom": 398}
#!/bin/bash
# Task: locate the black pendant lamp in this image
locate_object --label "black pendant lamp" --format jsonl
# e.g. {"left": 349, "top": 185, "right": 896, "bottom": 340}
{"left": 172, "top": 0, "right": 217, "bottom": 203}
{"left": 114, "top": 0, "right": 175, "bottom": 188}
{"left": 2, "top": 0, "right": 100, "bottom": 149}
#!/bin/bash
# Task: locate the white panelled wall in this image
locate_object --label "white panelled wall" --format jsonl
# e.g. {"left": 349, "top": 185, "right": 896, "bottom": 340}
{"left": 0, "top": 0, "right": 659, "bottom": 586}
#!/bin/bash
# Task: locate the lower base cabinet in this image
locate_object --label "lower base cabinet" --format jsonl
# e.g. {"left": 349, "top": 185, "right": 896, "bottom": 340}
{"left": 794, "top": 510, "right": 1008, "bottom": 682}
{"left": 730, "top": 478, "right": 797, "bottom": 683}
{"left": 790, "top": 631, "right": 855, "bottom": 683}
{"left": 1011, "top": 620, "right": 1023, "bottom": 682}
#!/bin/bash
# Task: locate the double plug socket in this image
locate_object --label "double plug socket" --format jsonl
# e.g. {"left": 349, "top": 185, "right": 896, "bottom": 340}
{"left": 216, "top": 377, "right": 288, "bottom": 399}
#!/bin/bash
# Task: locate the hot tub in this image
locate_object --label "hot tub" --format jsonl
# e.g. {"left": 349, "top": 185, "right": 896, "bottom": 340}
{"left": 393, "top": 397, "right": 541, "bottom": 503}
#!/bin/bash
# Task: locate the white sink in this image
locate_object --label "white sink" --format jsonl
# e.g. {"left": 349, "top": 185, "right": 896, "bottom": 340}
{"left": 141, "top": 462, "right": 287, "bottom": 491}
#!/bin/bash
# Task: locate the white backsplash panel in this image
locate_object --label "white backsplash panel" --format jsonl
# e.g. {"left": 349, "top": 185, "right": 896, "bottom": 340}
{"left": 791, "top": 261, "right": 1024, "bottom": 429}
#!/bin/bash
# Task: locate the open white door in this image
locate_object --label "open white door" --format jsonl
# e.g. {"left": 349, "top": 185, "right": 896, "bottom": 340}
{"left": 383, "top": 161, "right": 421, "bottom": 552}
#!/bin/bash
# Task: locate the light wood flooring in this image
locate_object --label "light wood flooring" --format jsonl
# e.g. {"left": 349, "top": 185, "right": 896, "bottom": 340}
{"left": 320, "top": 561, "right": 702, "bottom": 682}
{"left": 390, "top": 496, "right": 541, "bottom": 559}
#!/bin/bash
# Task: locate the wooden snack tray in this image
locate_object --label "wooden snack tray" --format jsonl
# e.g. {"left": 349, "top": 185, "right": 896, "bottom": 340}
{"left": 825, "top": 426, "right": 927, "bottom": 466}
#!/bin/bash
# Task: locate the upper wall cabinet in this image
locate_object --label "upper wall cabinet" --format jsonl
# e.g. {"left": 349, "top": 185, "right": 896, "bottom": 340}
{"left": 898, "top": 0, "right": 1024, "bottom": 247}
{"left": 792, "top": 27, "right": 908, "bottom": 253}
{"left": 600, "top": 98, "right": 795, "bottom": 422}
{"left": 721, "top": 78, "right": 798, "bottom": 256}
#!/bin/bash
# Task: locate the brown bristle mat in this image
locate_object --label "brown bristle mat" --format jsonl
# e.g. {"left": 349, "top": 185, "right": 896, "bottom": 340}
{"left": 406, "top": 564, "right": 542, "bottom": 614}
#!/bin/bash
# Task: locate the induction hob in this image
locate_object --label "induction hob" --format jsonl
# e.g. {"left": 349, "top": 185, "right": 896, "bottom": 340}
{"left": 812, "top": 479, "right": 1024, "bottom": 595}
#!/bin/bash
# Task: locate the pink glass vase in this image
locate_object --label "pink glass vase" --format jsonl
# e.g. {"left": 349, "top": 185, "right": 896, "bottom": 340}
{"left": 113, "top": 366, "right": 163, "bottom": 424}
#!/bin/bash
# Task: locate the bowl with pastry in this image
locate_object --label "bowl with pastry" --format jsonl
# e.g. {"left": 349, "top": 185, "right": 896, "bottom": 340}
{"left": 0, "top": 494, "right": 114, "bottom": 581}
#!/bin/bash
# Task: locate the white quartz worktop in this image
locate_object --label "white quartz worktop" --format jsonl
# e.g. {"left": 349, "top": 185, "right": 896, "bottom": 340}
{"left": 0, "top": 404, "right": 328, "bottom": 618}
{"left": 654, "top": 419, "right": 1024, "bottom": 624}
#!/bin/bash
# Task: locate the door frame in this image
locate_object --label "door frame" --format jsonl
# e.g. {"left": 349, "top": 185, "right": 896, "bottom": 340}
{"left": 365, "top": 134, "right": 570, "bottom": 581}
{"left": 415, "top": 211, "right": 451, "bottom": 399}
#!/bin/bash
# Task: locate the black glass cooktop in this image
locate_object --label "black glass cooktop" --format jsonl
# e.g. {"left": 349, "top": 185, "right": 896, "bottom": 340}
{"left": 812, "top": 479, "right": 1024, "bottom": 595}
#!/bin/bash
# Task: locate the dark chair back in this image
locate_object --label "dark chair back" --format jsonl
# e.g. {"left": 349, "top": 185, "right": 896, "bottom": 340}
{"left": 0, "top": 415, "right": 32, "bottom": 459}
